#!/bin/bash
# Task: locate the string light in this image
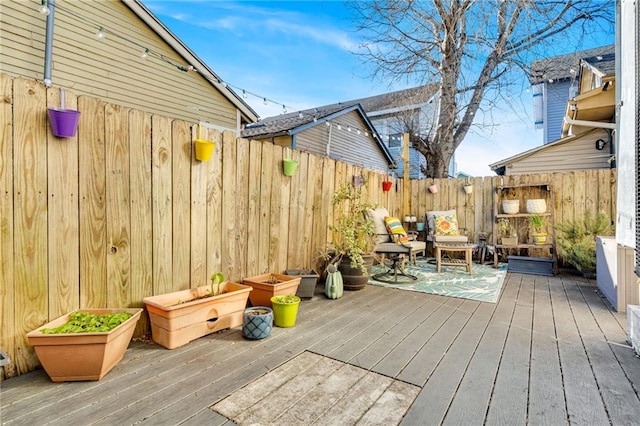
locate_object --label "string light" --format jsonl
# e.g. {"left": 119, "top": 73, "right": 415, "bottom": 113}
{"left": 282, "top": 105, "right": 287, "bottom": 114}
{"left": 38, "top": 0, "right": 50, "bottom": 16}
{"left": 47, "top": 2, "right": 299, "bottom": 117}
{"left": 298, "top": 112, "right": 304, "bottom": 119}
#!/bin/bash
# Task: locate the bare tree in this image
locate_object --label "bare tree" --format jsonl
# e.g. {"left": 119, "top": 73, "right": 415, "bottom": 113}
{"left": 350, "top": 0, "right": 614, "bottom": 178}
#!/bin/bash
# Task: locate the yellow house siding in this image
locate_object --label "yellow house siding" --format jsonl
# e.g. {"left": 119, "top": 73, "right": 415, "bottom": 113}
{"left": 0, "top": 0, "right": 239, "bottom": 128}
{"left": 504, "top": 129, "right": 612, "bottom": 174}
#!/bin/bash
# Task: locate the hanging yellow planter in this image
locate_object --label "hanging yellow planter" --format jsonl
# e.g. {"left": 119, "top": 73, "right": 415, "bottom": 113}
{"left": 194, "top": 125, "right": 215, "bottom": 161}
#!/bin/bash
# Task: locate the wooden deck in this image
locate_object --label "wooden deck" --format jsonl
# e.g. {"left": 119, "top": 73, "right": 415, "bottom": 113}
{"left": 2, "top": 272, "right": 640, "bottom": 425}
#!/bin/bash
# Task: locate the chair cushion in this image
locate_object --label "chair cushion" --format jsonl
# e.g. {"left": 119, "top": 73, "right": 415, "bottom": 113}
{"left": 368, "top": 207, "right": 391, "bottom": 243}
{"left": 434, "top": 213, "right": 460, "bottom": 236}
{"left": 433, "top": 235, "right": 468, "bottom": 243}
{"left": 426, "top": 209, "right": 456, "bottom": 235}
{"left": 384, "top": 216, "right": 410, "bottom": 243}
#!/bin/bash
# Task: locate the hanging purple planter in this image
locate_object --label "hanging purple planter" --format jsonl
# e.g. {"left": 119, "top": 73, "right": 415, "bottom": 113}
{"left": 47, "top": 108, "right": 80, "bottom": 138}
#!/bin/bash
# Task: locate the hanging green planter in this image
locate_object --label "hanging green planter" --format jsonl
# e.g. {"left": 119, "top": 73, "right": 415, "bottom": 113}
{"left": 282, "top": 147, "right": 298, "bottom": 176}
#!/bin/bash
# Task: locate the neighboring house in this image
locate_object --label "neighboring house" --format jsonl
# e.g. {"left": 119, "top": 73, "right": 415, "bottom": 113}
{"left": 0, "top": 0, "right": 258, "bottom": 131}
{"left": 242, "top": 85, "right": 447, "bottom": 178}
{"left": 530, "top": 44, "right": 615, "bottom": 144}
{"left": 241, "top": 103, "right": 395, "bottom": 174}
{"left": 491, "top": 47, "right": 616, "bottom": 175}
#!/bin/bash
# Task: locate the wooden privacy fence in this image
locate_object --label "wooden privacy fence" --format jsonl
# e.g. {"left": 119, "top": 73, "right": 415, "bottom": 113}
{"left": 0, "top": 73, "right": 617, "bottom": 378}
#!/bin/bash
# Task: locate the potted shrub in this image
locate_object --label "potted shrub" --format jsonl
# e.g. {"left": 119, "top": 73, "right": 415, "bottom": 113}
{"left": 326, "top": 183, "right": 376, "bottom": 291}
{"left": 556, "top": 211, "right": 614, "bottom": 277}
{"left": 497, "top": 218, "right": 518, "bottom": 246}
{"left": 26, "top": 308, "right": 142, "bottom": 382}
{"left": 143, "top": 273, "right": 252, "bottom": 349}
{"left": 242, "top": 273, "right": 301, "bottom": 307}
{"left": 528, "top": 214, "right": 547, "bottom": 245}
{"left": 284, "top": 268, "right": 319, "bottom": 298}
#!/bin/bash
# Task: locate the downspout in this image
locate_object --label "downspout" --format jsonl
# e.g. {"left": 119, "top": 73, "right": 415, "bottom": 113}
{"left": 325, "top": 123, "right": 333, "bottom": 157}
{"left": 607, "top": 128, "right": 616, "bottom": 169}
{"left": 43, "top": 0, "right": 56, "bottom": 88}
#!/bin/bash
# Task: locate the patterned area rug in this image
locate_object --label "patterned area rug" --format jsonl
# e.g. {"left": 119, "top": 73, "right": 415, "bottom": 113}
{"left": 369, "top": 258, "right": 508, "bottom": 303}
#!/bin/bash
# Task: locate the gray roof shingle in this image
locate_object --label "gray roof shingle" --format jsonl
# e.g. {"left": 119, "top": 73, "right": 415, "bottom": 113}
{"left": 529, "top": 45, "right": 615, "bottom": 84}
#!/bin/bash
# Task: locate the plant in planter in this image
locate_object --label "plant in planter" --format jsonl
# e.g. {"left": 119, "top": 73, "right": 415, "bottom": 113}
{"left": 143, "top": 273, "right": 252, "bottom": 349}
{"left": 26, "top": 308, "right": 142, "bottom": 382}
{"left": 497, "top": 218, "right": 518, "bottom": 246}
{"left": 555, "top": 211, "right": 614, "bottom": 277}
{"left": 528, "top": 214, "right": 547, "bottom": 245}
{"left": 326, "top": 183, "right": 376, "bottom": 290}
{"left": 242, "top": 273, "right": 301, "bottom": 307}
{"left": 270, "top": 295, "right": 301, "bottom": 327}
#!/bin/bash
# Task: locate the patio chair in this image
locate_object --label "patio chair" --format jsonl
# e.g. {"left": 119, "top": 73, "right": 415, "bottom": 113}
{"left": 425, "top": 209, "right": 469, "bottom": 252}
{"left": 367, "top": 207, "right": 427, "bottom": 283}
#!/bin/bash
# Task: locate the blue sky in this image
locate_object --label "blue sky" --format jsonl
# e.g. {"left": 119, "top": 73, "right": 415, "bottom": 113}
{"left": 145, "top": 1, "right": 614, "bottom": 176}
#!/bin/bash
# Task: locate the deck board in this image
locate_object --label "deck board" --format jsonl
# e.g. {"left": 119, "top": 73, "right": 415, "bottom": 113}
{"left": 528, "top": 275, "right": 568, "bottom": 425}
{"left": 2, "top": 271, "right": 640, "bottom": 426}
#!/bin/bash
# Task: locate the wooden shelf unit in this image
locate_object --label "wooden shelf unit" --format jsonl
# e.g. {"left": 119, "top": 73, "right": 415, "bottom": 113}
{"left": 493, "top": 184, "right": 556, "bottom": 272}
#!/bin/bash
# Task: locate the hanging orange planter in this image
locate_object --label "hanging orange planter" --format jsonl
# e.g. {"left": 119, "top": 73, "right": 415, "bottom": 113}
{"left": 382, "top": 181, "right": 392, "bottom": 192}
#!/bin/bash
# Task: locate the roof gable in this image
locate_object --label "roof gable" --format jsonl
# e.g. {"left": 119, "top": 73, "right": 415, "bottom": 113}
{"left": 124, "top": 0, "right": 258, "bottom": 123}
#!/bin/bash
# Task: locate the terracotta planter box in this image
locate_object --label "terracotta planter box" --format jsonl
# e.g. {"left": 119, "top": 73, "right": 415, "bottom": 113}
{"left": 143, "top": 282, "right": 251, "bottom": 349}
{"left": 243, "top": 274, "right": 301, "bottom": 307}
{"left": 285, "top": 269, "right": 319, "bottom": 298}
{"left": 26, "top": 308, "right": 142, "bottom": 382}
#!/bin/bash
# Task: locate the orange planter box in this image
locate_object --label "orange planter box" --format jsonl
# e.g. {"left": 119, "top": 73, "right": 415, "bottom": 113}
{"left": 242, "top": 274, "right": 301, "bottom": 307}
{"left": 26, "top": 308, "right": 142, "bottom": 382}
{"left": 143, "top": 282, "right": 251, "bottom": 349}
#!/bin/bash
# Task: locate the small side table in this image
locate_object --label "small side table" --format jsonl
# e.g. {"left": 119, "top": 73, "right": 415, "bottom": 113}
{"left": 434, "top": 243, "right": 476, "bottom": 273}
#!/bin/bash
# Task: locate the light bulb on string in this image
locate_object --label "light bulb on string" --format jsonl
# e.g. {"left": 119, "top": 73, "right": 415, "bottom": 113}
{"left": 282, "top": 105, "right": 287, "bottom": 114}
{"left": 95, "top": 27, "right": 106, "bottom": 39}
{"left": 337, "top": 125, "right": 342, "bottom": 130}
{"left": 347, "top": 126, "right": 352, "bottom": 132}
{"left": 38, "top": 0, "right": 50, "bottom": 16}
{"left": 140, "top": 49, "right": 149, "bottom": 59}
{"left": 242, "top": 90, "right": 247, "bottom": 99}
{"left": 263, "top": 98, "right": 268, "bottom": 105}
{"left": 298, "top": 112, "right": 303, "bottom": 119}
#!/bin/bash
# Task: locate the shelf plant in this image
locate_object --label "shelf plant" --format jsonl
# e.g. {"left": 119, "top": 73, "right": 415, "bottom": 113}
{"left": 497, "top": 218, "right": 517, "bottom": 245}
{"left": 528, "top": 214, "right": 547, "bottom": 245}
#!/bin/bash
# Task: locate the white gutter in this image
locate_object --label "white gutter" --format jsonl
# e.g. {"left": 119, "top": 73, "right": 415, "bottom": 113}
{"left": 563, "top": 117, "right": 616, "bottom": 129}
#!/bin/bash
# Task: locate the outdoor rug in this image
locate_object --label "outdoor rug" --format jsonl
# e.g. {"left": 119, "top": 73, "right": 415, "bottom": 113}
{"left": 368, "top": 258, "right": 508, "bottom": 303}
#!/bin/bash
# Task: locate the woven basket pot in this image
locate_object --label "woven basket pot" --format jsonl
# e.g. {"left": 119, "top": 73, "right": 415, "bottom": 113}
{"left": 526, "top": 199, "right": 547, "bottom": 214}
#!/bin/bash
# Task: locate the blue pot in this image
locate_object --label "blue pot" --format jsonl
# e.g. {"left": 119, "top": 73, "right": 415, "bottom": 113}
{"left": 242, "top": 307, "right": 273, "bottom": 339}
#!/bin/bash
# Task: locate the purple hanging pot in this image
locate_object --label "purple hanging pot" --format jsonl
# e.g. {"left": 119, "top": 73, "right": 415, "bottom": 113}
{"left": 47, "top": 108, "right": 80, "bottom": 138}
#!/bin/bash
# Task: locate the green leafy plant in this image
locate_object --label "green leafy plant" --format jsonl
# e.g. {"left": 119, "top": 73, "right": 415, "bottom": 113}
{"left": 41, "top": 312, "right": 133, "bottom": 334}
{"left": 528, "top": 214, "right": 545, "bottom": 233}
{"left": 326, "top": 183, "right": 376, "bottom": 274}
{"left": 497, "top": 218, "right": 515, "bottom": 238}
{"left": 210, "top": 272, "right": 224, "bottom": 296}
{"left": 555, "top": 211, "right": 614, "bottom": 274}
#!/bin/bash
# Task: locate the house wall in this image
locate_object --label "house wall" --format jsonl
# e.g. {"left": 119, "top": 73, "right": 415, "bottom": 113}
{"left": 544, "top": 80, "right": 572, "bottom": 144}
{"left": 295, "top": 111, "right": 391, "bottom": 173}
{"left": 0, "top": 0, "right": 239, "bottom": 129}
{"left": 616, "top": 0, "right": 636, "bottom": 250}
{"left": 499, "top": 129, "right": 612, "bottom": 175}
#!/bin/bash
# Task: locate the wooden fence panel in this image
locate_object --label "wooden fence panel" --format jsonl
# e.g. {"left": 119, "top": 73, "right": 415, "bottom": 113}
{"left": 0, "top": 73, "right": 16, "bottom": 377}
{"left": 78, "top": 96, "right": 107, "bottom": 309}
{"left": 46, "top": 86, "right": 79, "bottom": 318}
{"left": 128, "top": 109, "right": 152, "bottom": 335}
{"left": 0, "top": 72, "right": 620, "bottom": 378}
{"left": 13, "top": 77, "right": 49, "bottom": 374}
